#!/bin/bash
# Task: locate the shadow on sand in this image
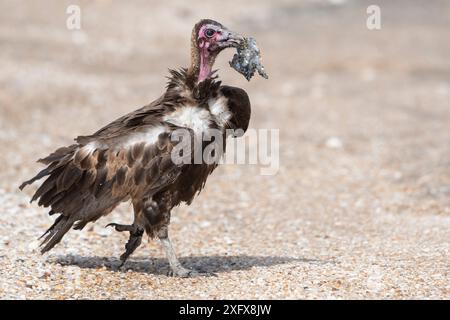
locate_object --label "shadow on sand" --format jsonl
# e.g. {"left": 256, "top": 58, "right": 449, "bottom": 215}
{"left": 51, "top": 254, "right": 327, "bottom": 275}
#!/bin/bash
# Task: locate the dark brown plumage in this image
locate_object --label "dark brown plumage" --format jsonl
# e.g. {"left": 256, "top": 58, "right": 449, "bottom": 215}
{"left": 20, "top": 19, "right": 252, "bottom": 277}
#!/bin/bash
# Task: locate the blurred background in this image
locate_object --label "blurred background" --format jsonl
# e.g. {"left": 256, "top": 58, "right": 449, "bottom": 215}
{"left": 0, "top": 0, "right": 448, "bottom": 299}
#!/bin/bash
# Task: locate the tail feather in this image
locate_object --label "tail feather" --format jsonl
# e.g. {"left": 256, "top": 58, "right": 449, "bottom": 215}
{"left": 39, "top": 214, "right": 64, "bottom": 241}
{"left": 19, "top": 145, "right": 77, "bottom": 192}
{"left": 37, "top": 145, "right": 77, "bottom": 165}
{"left": 19, "top": 167, "right": 52, "bottom": 191}
{"left": 40, "top": 215, "right": 74, "bottom": 253}
{"left": 21, "top": 142, "right": 126, "bottom": 253}
{"left": 19, "top": 145, "right": 80, "bottom": 253}
{"left": 31, "top": 167, "right": 64, "bottom": 203}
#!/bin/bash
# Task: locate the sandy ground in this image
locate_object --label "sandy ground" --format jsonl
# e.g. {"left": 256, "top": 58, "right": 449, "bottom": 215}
{"left": 0, "top": 0, "right": 449, "bottom": 299}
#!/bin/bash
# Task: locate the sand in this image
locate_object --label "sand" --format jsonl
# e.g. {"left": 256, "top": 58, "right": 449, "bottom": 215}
{"left": 0, "top": 0, "right": 448, "bottom": 299}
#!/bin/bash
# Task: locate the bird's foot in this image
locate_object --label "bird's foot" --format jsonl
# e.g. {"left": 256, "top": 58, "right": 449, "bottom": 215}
{"left": 106, "top": 222, "right": 144, "bottom": 267}
{"left": 167, "top": 266, "right": 217, "bottom": 278}
{"left": 105, "top": 223, "right": 135, "bottom": 233}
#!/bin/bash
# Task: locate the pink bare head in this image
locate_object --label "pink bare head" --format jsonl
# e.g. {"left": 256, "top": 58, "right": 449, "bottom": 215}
{"left": 190, "top": 19, "right": 243, "bottom": 83}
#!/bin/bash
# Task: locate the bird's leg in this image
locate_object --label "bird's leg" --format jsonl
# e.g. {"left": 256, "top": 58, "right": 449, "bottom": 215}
{"left": 144, "top": 193, "right": 216, "bottom": 277}
{"left": 157, "top": 226, "right": 198, "bottom": 277}
{"left": 119, "top": 226, "right": 144, "bottom": 267}
{"left": 157, "top": 227, "right": 217, "bottom": 277}
{"left": 106, "top": 221, "right": 144, "bottom": 267}
{"left": 141, "top": 196, "right": 194, "bottom": 277}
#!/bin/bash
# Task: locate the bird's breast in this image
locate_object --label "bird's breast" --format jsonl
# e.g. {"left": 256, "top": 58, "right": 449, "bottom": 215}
{"left": 163, "top": 105, "right": 212, "bottom": 134}
{"left": 163, "top": 96, "right": 231, "bottom": 134}
{"left": 208, "top": 95, "right": 232, "bottom": 128}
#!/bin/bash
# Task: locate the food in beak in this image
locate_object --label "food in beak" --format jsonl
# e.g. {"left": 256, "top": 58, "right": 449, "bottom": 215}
{"left": 229, "top": 37, "right": 268, "bottom": 81}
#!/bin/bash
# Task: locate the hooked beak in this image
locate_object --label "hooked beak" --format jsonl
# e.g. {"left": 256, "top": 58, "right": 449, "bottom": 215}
{"left": 212, "top": 28, "right": 244, "bottom": 51}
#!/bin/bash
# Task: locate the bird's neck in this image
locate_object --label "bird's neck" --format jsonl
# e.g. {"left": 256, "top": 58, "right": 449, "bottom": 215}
{"left": 198, "top": 50, "right": 213, "bottom": 82}
{"left": 188, "top": 44, "right": 217, "bottom": 83}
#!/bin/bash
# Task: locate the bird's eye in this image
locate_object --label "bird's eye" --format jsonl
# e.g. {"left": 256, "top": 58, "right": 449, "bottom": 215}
{"left": 205, "top": 28, "right": 215, "bottom": 38}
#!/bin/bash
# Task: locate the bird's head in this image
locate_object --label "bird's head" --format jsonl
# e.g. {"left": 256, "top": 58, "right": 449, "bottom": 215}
{"left": 189, "top": 19, "right": 244, "bottom": 83}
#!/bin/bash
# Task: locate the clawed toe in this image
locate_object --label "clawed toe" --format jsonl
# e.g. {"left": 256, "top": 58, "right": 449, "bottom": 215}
{"left": 167, "top": 268, "right": 196, "bottom": 278}
{"left": 167, "top": 267, "right": 217, "bottom": 278}
{"left": 105, "top": 223, "right": 135, "bottom": 233}
{"left": 200, "top": 271, "right": 218, "bottom": 277}
{"left": 195, "top": 269, "right": 218, "bottom": 277}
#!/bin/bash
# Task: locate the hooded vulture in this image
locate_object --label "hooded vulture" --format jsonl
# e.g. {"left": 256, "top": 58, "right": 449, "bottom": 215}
{"left": 20, "top": 19, "right": 254, "bottom": 277}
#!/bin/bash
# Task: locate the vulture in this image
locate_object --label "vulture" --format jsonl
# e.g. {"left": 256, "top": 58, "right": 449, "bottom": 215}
{"left": 20, "top": 19, "right": 257, "bottom": 277}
